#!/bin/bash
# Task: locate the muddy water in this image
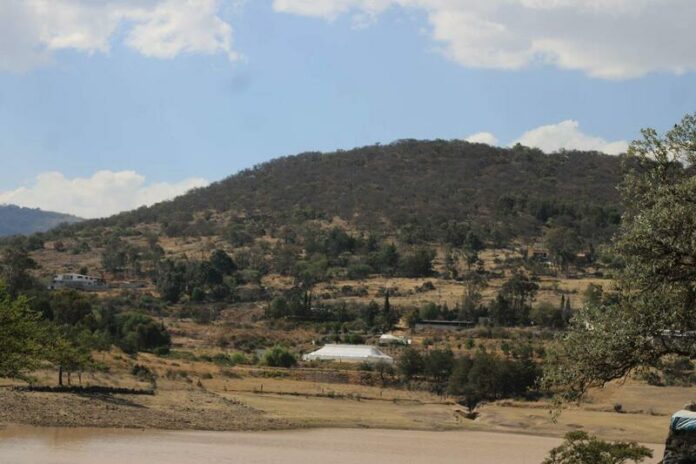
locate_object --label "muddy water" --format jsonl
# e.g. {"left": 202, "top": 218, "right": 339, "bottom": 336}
{"left": 0, "top": 426, "right": 664, "bottom": 464}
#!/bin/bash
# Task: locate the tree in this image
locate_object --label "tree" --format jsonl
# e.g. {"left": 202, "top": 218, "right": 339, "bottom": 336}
{"left": 380, "top": 290, "right": 398, "bottom": 330}
{"left": 46, "top": 332, "right": 92, "bottom": 386}
{"left": 156, "top": 259, "right": 186, "bottom": 303}
{"left": 116, "top": 312, "right": 171, "bottom": 354}
{"left": 374, "top": 361, "right": 395, "bottom": 386}
{"left": 419, "top": 302, "right": 439, "bottom": 321}
{"left": 544, "top": 114, "right": 696, "bottom": 401}
{"left": 397, "top": 247, "right": 435, "bottom": 277}
{"left": 544, "top": 226, "right": 582, "bottom": 270}
{"left": 542, "top": 431, "right": 652, "bottom": 464}
{"left": 423, "top": 349, "right": 455, "bottom": 383}
{"left": 0, "top": 283, "right": 46, "bottom": 379}
{"left": 397, "top": 347, "right": 424, "bottom": 381}
{"left": 499, "top": 272, "right": 538, "bottom": 325}
{"left": 101, "top": 237, "right": 129, "bottom": 274}
{"left": 370, "top": 243, "right": 399, "bottom": 275}
{"left": 1, "top": 244, "right": 38, "bottom": 298}
{"left": 209, "top": 249, "right": 237, "bottom": 275}
{"left": 530, "top": 301, "right": 564, "bottom": 329}
{"left": 50, "top": 289, "right": 94, "bottom": 326}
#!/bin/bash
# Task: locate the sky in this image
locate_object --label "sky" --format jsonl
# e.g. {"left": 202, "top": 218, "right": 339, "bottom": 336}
{"left": 0, "top": 0, "right": 695, "bottom": 218}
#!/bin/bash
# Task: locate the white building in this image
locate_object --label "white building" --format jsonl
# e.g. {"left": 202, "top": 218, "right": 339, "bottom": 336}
{"left": 303, "top": 344, "right": 394, "bottom": 365}
{"left": 49, "top": 273, "right": 106, "bottom": 290}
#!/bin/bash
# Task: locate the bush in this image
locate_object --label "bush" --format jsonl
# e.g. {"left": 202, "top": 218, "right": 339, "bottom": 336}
{"left": 542, "top": 431, "right": 652, "bottom": 464}
{"left": 116, "top": 312, "right": 171, "bottom": 354}
{"left": 346, "top": 263, "right": 373, "bottom": 280}
{"left": 191, "top": 287, "right": 205, "bottom": 302}
{"left": 262, "top": 345, "right": 298, "bottom": 368}
{"left": 153, "top": 346, "right": 170, "bottom": 356}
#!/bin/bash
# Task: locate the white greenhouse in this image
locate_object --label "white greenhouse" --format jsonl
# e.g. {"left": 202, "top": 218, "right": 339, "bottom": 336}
{"left": 303, "top": 344, "right": 394, "bottom": 365}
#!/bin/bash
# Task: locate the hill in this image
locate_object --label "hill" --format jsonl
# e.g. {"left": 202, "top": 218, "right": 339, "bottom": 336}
{"left": 63, "top": 140, "right": 625, "bottom": 246}
{"left": 0, "top": 205, "right": 82, "bottom": 237}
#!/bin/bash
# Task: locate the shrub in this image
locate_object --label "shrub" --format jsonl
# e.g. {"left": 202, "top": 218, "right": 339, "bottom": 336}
{"left": 346, "top": 263, "right": 374, "bottom": 280}
{"left": 542, "top": 431, "right": 652, "bottom": 464}
{"left": 262, "top": 345, "right": 298, "bottom": 368}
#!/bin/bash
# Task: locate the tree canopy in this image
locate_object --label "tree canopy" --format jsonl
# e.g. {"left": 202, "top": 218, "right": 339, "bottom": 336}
{"left": 0, "top": 282, "right": 46, "bottom": 379}
{"left": 544, "top": 113, "right": 696, "bottom": 401}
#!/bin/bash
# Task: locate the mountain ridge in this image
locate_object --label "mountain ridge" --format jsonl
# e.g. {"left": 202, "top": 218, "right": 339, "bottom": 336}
{"left": 0, "top": 204, "right": 82, "bottom": 237}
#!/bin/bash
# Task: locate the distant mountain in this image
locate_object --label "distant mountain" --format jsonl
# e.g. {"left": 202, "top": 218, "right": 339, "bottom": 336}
{"left": 65, "top": 140, "right": 626, "bottom": 246}
{"left": 0, "top": 205, "right": 82, "bottom": 237}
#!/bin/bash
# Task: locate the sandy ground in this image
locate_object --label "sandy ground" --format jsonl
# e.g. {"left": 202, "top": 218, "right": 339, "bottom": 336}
{"left": 0, "top": 426, "right": 666, "bottom": 464}
{"left": 0, "top": 387, "right": 289, "bottom": 431}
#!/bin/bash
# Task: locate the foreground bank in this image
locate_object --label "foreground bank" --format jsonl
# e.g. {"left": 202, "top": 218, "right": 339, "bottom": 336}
{"left": 0, "top": 426, "right": 666, "bottom": 464}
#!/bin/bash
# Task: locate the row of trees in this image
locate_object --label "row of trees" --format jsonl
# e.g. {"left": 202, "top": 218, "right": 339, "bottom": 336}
{"left": 265, "top": 292, "right": 399, "bottom": 332}
{"left": 397, "top": 347, "right": 540, "bottom": 413}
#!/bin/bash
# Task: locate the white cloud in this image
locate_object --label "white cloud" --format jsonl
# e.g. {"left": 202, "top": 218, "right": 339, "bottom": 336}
{"left": 465, "top": 131, "right": 498, "bottom": 146}
{"left": 0, "top": 0, "right": 238, "bottom": 72}
{"left": 512, "top": 120, "right": 628, "bottom": 155}
{"left": 271, "top": 0, "right": 696, "bottom": 79}
{"left": 0, "top": 170, "right": 208, "bottom": 219}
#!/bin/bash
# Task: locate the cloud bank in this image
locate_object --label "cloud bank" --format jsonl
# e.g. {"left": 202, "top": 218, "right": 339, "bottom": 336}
{"left": 0, "top": 0, "right": 237, "bottom": 72}
{"left": 1, "top": 0, "right": 694, "bottom": 78}
{"left": 0, "top": 170, "right": 208, "bottom": 218}
{"left": 272, "top": 0, "right": 696, "bottom": 79}
{"left": 466, "top": 120, "right": 628, "bottom": 155}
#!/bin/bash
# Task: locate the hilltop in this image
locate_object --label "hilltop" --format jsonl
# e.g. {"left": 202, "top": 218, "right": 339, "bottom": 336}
{"left": 0, "top": 205, "right": 82, "bottom": 237}
{"left": 10, "top": 139, "right": 628, "bottom": 327}
{"left": 48, "top": 140, "right": 624, "bottom": 247}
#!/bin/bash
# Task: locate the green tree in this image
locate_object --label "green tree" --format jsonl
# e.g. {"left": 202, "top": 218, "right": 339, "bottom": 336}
{"left": 530, "top": 301, "right": 564, "bottom": 329}
{"left": 544, "top": 226, "right": 582, "bottom": 270}
{"left": 116, "top": 312, "right": 171, "bottom": 354}
{"left": 1, "top": 244, "right": 38, "bottom": 298}
{"left": 0, "top": 283, "right": 46, "bottom": 379}
{"left": 423, "top": 349, "right": 455, "bottom": 383}
{"left": 46, "top": 332, "right": 92, "bottom": 386}
{"left": 397, "top": 247, "right": 435, "bottom": 277}
{"left": 499, "top": 272, "right": 538, "bottom": 325}
{"left": 542, "top": 431, "right": 652, "bottom": 464}
{"left": 50, "top": 289, "right": 94, "bottom": 326}
{"left": 209, "top": 249, "right": 237, "bottom": 275}
{"left": 419, "top": 302, "right": 439, "bottom": 321}
{"left": 397, "top": 347, "right": 424, "bottom": 381}
{"left": 101, "top": 237, "right": 129, "bottom": 274}
{"left": 156, "top": 259, "right": 186, "bottom": 303}
{"left": 544, "top": 114, "right": 696, "bottom": 401}
{"left": 374, "top": 361, "right": 395, "bottom": 386}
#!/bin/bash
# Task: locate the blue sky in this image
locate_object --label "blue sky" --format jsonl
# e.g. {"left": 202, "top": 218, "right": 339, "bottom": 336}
{"left": 0, "top": 0, "right": 694, "bottom": 217}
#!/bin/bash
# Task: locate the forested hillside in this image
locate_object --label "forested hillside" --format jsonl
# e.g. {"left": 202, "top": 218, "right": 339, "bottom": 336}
{"left": 0, "top": 205, "right": 81, "bottom": 237}
{"left": 0, "top": 139, "right": 658, "bottom": 432}
{"left": 59, "top": 140, "right": 624, "bottom": 247}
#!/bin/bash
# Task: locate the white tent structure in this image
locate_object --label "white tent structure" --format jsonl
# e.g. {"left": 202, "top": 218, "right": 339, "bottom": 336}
{"left": 303, "top": 344, "right": 394, "bottom": 365}
{"left": 378, "top": 334, "right": 410, "bottom": 346}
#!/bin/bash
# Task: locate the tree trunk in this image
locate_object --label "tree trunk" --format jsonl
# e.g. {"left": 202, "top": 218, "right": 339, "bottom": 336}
{"left": 58, "top": 365, "right": 63, "bottom": 386}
